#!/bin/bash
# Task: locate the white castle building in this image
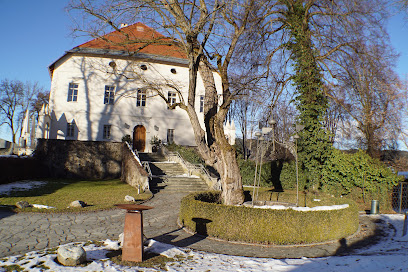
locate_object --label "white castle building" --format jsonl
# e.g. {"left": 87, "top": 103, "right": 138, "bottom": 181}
{"left": 36, "top": 22, "right": 235, "bottom": 152}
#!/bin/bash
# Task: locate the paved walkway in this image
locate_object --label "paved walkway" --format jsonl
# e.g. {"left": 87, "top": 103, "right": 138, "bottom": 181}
{"left": 0, "top": 191, "right": 388, "bottom": 258}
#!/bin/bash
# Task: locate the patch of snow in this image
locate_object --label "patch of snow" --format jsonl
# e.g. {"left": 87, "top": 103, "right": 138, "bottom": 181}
{"left": 313, "top": 199, "right": 321, "bottom": 202}
{"left": 145, "top": 239, "right": 188, "bottom": 258}
{"left": 255, "top": 205, "right": 288, "bottom": 210}
{"left": 253, "top": 204, "right": 349, "bottom": 212}
{"left": 0, "top": 180, "right": 47, "bottom": 195}
{"left": 103, "top": 239, "right": 121, "bottom": 250}
{"left": 292, "top": 204, "right": 349, "bottom": 212}
{"left": 0, "top": 155, "right": 19, "bottom": 158}
{"left": 31, "top": 204, "right": 55, "bottom": 209}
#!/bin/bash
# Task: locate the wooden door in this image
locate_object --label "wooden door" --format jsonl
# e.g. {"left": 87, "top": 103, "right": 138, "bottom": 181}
{"left": 133, "top": 125, "right": 146, "bottom": 152}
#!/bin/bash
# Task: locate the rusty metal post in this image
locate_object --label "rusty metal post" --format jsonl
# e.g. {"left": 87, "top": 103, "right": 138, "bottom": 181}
{"left": 115, "top": 204, "right": 153, "bottom": 262}
{"left": 123, "top": 211, "right": 143, "bottom": 262}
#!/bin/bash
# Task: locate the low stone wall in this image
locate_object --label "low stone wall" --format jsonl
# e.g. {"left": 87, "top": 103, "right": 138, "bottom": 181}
{"left": 121, "top": 144, "right": 150, "bottom": 192}
{"left": 35, "top": 139, "right": 122, "bottom": 180}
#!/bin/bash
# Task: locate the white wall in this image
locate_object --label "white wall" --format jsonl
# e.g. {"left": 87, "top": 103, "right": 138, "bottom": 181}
{"left": 45, "top": 54, "right": 224, "bottom": 151}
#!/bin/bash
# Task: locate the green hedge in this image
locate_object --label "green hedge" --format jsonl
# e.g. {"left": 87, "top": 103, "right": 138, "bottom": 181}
{"left": 238, "top": 157, "right": 273, "bottom": 187}
{"left": 179, "top": 191, "right": 359, "bottom": 245}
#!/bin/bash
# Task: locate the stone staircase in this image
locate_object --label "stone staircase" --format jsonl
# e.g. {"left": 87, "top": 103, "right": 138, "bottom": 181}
{"left": 138, "top": 152, "right": 209, "bottom": 193}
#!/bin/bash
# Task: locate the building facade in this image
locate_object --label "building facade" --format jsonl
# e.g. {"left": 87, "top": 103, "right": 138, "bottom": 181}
{"left": 37, "top": 23, "right": 235, "bottom": 152}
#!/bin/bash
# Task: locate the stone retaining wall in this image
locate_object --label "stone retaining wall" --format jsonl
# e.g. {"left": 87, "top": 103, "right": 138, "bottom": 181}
{"left": 35, "top": 139, "right": 122, "bottom": 180}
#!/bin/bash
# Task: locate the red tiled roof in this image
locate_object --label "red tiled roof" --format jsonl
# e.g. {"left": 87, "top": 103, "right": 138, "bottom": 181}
{"left": 76, "top": 22, "right": 186, "bottom": 59}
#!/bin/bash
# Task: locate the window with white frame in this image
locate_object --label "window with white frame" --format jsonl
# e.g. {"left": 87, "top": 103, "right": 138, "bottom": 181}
{"left": 103, "top": 125, "right": 111, "bottom": 139}
{"left": 167, "top": 129, "right": 174, "bottom": 144}
{"left": 199, "top": 95, "right": 204, "bottom": 113}
{"left": 67, "top": 83, "right": 78, "bottom": 102}
{"left": 66, "top": 121, "right": 75, "bottom": 137}
{"left": 104, "top": 85, "right": 115, "bottom": 105}
{"left": 168, "top": 91, "right": 176, "bottom": 109}
{"left": 136, "top": 89, "right": 146, "bottom": 107}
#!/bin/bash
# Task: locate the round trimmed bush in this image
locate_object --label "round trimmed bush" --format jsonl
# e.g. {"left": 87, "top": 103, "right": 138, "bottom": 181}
{"left": 179, "top": 191, "right": 359, "bottom": 245}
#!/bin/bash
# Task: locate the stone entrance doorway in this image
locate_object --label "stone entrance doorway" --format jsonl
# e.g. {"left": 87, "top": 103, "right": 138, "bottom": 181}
{"left": 133, "top": 125, "right": 146, "bottom": 152}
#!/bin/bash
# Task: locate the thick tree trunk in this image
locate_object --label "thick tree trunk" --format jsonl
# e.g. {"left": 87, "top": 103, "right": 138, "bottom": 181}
{"left": 217, "top": 144, "right": 245, "bottom": 205}
{"left": 187, "top": 59, "right": 245, "bottom": 205}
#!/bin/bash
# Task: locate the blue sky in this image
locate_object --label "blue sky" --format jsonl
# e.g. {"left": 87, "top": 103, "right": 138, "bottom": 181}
{"left": 0, "top": 0, "right": 408, "bottom": 142}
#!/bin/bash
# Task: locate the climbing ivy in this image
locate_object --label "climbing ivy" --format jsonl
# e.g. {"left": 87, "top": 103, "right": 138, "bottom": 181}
{"left": 284, "top": 1, "right": 333, "bottom": 189}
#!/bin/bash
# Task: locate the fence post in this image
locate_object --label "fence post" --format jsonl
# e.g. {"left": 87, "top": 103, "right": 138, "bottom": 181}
{"left": 400, "top": 182, "right": 403, "bottom": 214}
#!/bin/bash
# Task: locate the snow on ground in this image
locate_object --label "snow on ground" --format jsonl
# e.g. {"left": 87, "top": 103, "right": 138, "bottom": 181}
{"left": 254, "top": 204, "right": 349, "bottom": 211}
{"left": 1, "top": 214, "right": 407, "bottom": 271}
{"left": 31, "top": 204, "right": 55, "bottom": 209}
{"left": 0, "top": 180, "right": 47, "bottom": 195}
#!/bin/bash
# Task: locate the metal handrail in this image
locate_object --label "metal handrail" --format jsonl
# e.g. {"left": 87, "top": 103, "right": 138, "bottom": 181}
{"left": 142, "top": 161, "right": 152, "bottom": 178}
{"left": 160, "top": 146, "right": 220, "bottom": 189}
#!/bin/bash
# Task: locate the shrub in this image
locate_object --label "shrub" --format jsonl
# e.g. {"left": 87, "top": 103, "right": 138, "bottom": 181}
{"left": 280, "top": 161, "right": 307, "bottom": 190}
{"left": 321, "top": 150, "right": 401, "bottom": 198}
{"left": 238, "top": 156, "right": 272, "bottom": 187}
{"left": 179, "top": 191, "right": 359, "bottom": 245}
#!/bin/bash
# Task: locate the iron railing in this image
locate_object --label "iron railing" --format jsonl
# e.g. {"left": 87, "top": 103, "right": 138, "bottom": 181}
{"left": 160, "top": 146, "right": 220, "bottom": 190}
{"left": 141, "top": 161, "right": 152, "bottom": 178}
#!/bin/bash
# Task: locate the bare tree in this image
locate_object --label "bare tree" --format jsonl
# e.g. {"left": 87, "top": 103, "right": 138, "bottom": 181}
{"left": 68, "top": 0, "right": 279, "bottom": 205}
{"left": 327, "top": 42, "right": 404, "bottom": 158}
{"left": 0, "top": 79, "right": 43, "bottom": 143}
{"left": 0, "top": 79, "right": 24, "bottom": 143}
{"left": 31, "top": 91, "right": 50, "bottom": 117}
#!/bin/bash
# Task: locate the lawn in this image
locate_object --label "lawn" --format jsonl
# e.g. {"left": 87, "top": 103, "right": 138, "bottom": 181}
{"left": 0, "top": 179, "right": 152, "bottom": 213}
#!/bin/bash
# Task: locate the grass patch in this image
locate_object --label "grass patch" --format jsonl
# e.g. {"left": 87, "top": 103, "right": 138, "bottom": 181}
{"left": 0, "top": 179, "right": 152, "bottom": 213}
{"left": 165, "top": 144, "right": 204, "bottom": 165}
{"left": 0, "top": 264, "right": 24, "bottom": 271}
{"left": 30, "top": 261, "right": 50, "bottom": 270}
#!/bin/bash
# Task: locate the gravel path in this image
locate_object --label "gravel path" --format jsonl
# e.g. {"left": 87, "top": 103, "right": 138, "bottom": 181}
{"left": 0, "top": 191, "right": 387, "bottom": 258}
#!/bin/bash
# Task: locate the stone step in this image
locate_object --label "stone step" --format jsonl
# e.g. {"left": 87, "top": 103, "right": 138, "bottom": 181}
{"left": 141, "top": 151, "right": 209, "bottom": 193}
{"left": 148, "top": 163, "right": 186, "bottom": 175}
{"left": 138, "top": 152, "right": 167, "bottom": 162}
{"left": 163, "top": 187, "right": 209, "bottom": 192}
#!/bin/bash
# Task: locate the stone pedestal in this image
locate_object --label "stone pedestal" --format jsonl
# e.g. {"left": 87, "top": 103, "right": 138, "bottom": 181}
{"left": 115, "top": 204, "right": 153, "bottom": 262}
